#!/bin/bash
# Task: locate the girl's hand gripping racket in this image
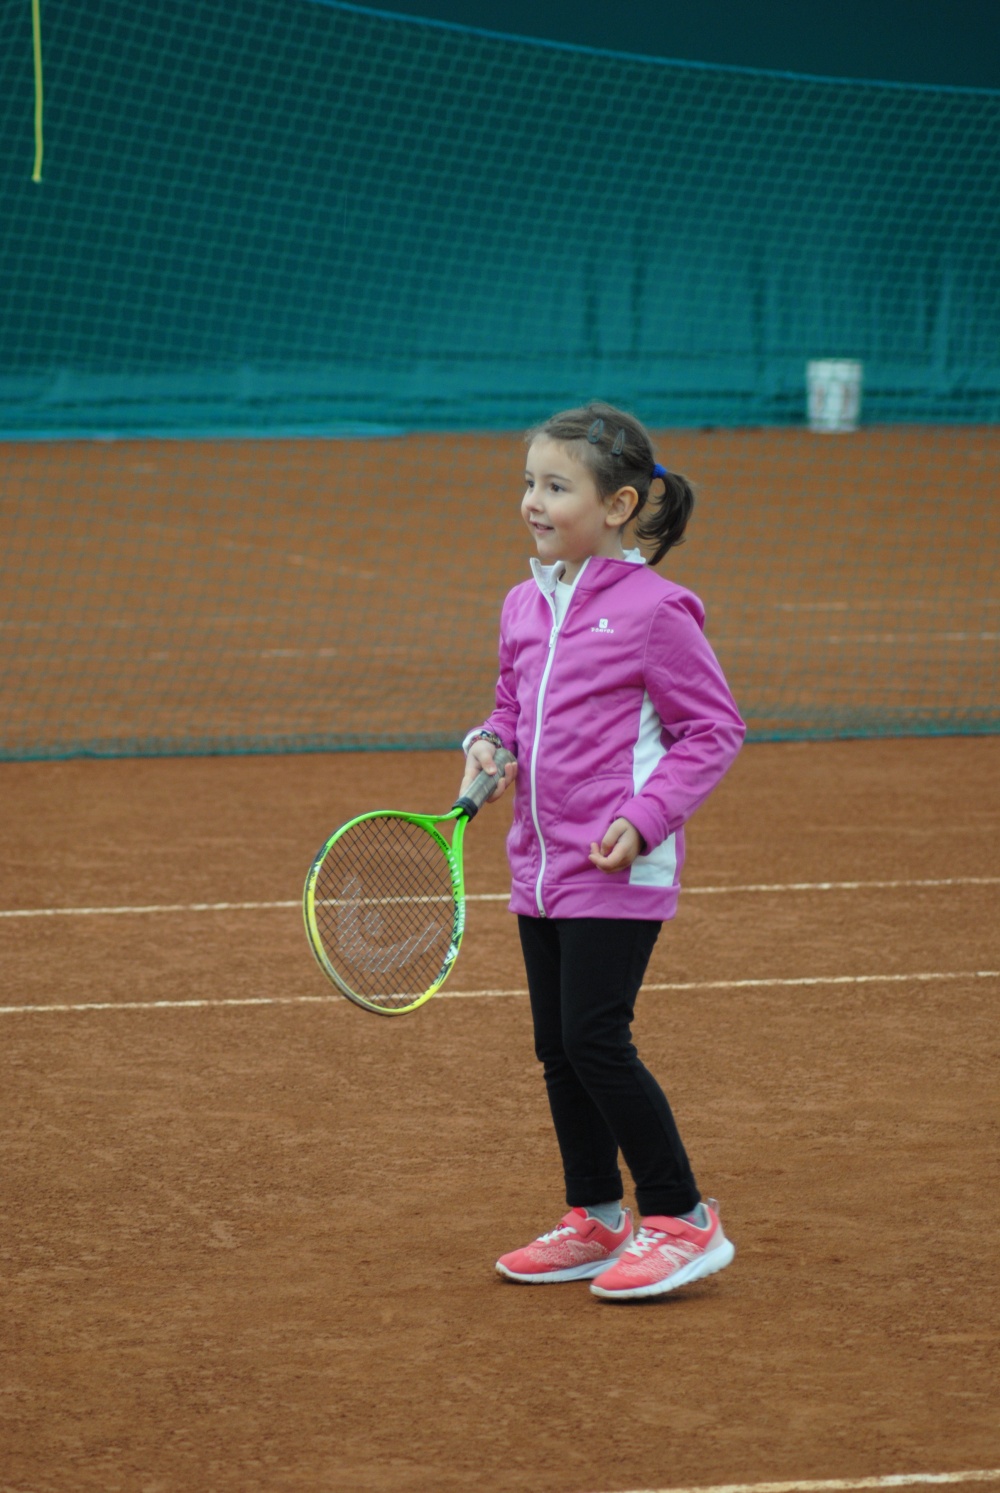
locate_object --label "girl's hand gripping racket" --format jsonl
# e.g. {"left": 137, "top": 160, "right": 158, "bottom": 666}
{"left": 303, "top": 749, "right": 515, "bottom": 1016}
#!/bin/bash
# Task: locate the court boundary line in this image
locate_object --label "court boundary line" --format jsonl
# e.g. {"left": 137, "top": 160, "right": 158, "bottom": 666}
{"left": 1, "top": 876, "right": 997, "bottom": 920}
{"left": 1, "top": 969, "right": 996, "bottom": 1017}
{"left": 602, "top": 1469, "right": 1000, "bottom": 1493}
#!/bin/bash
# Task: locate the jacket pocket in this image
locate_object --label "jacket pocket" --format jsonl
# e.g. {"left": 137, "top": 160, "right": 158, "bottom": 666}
{"left": 547, "top": 775, "right": 635, "bottom": 882}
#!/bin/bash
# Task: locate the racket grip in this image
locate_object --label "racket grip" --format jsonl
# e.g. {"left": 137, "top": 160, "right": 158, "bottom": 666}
{"left": 454, "top": 747, "right": 516, "bottom": 819}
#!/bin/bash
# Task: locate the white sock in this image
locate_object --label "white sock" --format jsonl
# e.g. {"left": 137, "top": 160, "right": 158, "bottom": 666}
{"left": 584, "top": 1201, "right": 625, "bottom": 1229}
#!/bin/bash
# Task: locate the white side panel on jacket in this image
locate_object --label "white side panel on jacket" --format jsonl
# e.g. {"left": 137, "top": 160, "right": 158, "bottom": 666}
{"left": 629, "top": 689, "right": 678, "bottom": 888}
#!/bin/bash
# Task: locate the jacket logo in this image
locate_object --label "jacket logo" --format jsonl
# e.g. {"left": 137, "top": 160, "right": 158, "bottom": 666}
{"left": 591, "top": 617, "right": 614, "bottom": 635}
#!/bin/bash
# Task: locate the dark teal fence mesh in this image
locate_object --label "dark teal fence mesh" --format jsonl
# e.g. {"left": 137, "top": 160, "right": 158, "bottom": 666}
{"left": 0, "top": 1, "right": 997, "bottom": 755}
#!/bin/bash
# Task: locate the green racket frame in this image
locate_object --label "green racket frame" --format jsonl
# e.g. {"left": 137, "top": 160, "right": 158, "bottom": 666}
{"left": 303, "top": 749, "right": 515, "bottom": 1015}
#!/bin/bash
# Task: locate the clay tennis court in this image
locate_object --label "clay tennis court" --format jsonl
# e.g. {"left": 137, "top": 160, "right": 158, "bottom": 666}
{"left": 2, "top": 741, "right": 999, "bottom": 1493}
{"left": 1, "top": 429, "right": 998, "bottom": 1492}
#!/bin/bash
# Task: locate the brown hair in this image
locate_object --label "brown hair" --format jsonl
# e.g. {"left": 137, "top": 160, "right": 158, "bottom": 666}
{"left": 526, "top": 400, "right": 694, "bottom": 565}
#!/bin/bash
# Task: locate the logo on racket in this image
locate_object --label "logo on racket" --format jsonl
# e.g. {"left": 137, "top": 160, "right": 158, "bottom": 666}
{"left": 336, "top": 874, "right": 445, "bottom": 975}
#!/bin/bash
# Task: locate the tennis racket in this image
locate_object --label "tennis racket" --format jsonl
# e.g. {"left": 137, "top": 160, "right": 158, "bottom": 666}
{"left": 303, "top": 749, "right": 515, "bottom": 1016}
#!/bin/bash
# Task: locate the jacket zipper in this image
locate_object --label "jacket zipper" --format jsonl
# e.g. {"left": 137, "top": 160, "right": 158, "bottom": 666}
{"left": 529, "top": 612, "right": 560, "bottom": 916}
{"left": 529, "top": 561, "right": 587, "bottom": 916}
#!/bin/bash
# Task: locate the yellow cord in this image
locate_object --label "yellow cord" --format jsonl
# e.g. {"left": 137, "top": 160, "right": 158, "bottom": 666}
{"left": 31, "top": 0, "right": 43, "bottom": 182}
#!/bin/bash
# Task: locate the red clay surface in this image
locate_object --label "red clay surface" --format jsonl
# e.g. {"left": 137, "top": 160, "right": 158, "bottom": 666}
{"left": 2, "top": 425, "right": 997, "bottom": 755}
{"left": 2, "top": 738, "right": 998, "bottom": 1492}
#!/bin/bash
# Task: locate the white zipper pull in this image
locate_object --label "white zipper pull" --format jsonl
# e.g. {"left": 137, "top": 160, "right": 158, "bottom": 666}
{"left": 549, "top": 624, "right": 558, "bottom": 649}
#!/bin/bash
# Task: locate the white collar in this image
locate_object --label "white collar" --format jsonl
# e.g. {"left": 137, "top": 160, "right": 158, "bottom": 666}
{"left": 529, "top": 549, "right": 644, "bottom": 595}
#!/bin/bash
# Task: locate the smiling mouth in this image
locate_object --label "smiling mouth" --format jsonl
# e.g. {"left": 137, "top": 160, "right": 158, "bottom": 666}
{"left": 529, "top": 521, "right": 554, "bottom": 534}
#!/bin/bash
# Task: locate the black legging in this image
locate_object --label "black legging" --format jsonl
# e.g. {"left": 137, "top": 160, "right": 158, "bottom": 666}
{"left": 517, "top": 915, "right": 700, "bottom": 1218}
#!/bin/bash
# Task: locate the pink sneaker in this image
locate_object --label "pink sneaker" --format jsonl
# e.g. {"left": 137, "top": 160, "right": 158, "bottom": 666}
{"left": 589, "top": 1199, "right": 735, "bottom": 1300}
{"left": 496, "top": 1207, "right": 634, "bottom": 1283}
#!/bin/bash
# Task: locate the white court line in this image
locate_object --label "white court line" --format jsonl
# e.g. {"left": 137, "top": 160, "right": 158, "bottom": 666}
{"left": 1, "top": 970, "right": 996, "bottom": 1017}
{"left": 687, "top": 877, "right": 998, "bottom": 896}
{"left": 0, "top": 899, "right": 304, "bottom": 918}
{"left": 1, "top": 877, "right": 996, "bottom": 920}
{"left": 604, "top": 1470, "right": 1000, "bottom": 1493}
{"left": 437, "top": 971, "right": 999, "bottom": 1000}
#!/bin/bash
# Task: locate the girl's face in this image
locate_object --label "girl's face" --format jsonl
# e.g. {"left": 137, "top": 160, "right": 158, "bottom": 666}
{"left": 522, "top": 437, "right": 636, "bottom": 583}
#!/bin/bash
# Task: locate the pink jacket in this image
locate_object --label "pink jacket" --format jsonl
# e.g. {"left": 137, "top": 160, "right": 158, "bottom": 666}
{"left": 476, "top": 554, "right": 745, "bottom": 921}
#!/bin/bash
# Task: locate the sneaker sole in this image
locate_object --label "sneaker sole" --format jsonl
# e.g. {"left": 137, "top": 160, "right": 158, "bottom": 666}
{"left": 590, "top": 1236, "right": 736, "bottom": 1300}
{"left": 496, "top": 1240, "right": 631, "bottom": 1285}
{"left": 496, "top": 1257, "right": 619, "bottom": 1284}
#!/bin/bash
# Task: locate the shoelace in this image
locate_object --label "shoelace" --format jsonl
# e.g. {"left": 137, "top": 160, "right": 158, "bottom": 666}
{"left": 537, "top": 1223, "right": 577, "bottom": 1244}
{"left": 624, "top": 1225, "right": 697, "bottom": 1263}
{"left": 624, "top": 1226, "right": 662, "bottom": 1256}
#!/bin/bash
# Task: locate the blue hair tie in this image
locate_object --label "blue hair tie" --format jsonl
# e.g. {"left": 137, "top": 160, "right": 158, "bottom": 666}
{"left": 652, "top": 462, "right": 667, "bottom": 480}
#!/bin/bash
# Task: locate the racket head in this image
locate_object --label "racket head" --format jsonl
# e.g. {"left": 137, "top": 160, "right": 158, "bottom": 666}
{"left": 303, "top": 810, "right": 465, "bottom": 1015}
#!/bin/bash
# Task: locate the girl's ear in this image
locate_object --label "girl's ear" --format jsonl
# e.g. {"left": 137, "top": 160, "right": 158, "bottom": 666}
{"left": 606, "top": 485, "right": 639, "bottom": 530}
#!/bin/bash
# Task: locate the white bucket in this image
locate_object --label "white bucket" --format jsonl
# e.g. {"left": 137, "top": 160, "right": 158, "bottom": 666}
{"left": 806, "top": 359, "right": 862, "bottom": 432}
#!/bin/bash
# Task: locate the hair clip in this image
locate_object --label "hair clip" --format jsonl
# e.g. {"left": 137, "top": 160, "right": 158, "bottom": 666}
{"left": 586, "top": 419, "right": 605, "bottom": 444}
{"left": 652, "top": 462, "right": 667, "bottom": 480}
{"left": 611, "top": 428, "right": 626, "bottom": 456}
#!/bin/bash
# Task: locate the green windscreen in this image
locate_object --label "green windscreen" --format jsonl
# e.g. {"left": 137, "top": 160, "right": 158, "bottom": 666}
{"left": 0, "top": 0, "right": 997, "bottom": 757}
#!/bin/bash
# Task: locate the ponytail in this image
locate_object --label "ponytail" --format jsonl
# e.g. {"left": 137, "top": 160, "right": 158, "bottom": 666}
{"left": 634, "top": 467, "right": 695, "bottom": 566}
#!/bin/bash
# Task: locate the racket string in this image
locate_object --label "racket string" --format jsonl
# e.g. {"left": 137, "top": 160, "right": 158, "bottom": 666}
{"left": 312, "top": 816, "right": 457, "bottom": 1010}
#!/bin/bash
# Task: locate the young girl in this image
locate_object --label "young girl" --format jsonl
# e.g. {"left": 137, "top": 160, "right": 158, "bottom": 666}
{"left": 460, "top": 401, "right": 745, "bottom": 1302}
